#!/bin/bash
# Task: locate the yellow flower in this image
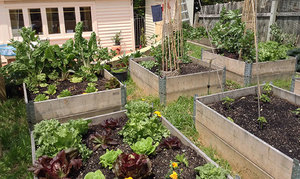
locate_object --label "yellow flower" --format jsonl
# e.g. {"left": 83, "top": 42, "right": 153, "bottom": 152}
{"left": 169, "top": 171, "right": 178, "bottom": 179}
{"left": 82, "top": 93, "right": 87, "bottom": 94}
{"left": 172, "top": 162, "right": 178, "bottom": 168}
{"left": 142, "top": 98, "right": 145, "bottom": 101}
{"left": 125, "top": 177, "right": 133, "bottom": 179}
{"left": 154, "top": 111, "right": 162, "bottom": 117}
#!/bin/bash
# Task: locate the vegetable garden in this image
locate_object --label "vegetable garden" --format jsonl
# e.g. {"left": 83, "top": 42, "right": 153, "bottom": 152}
{"left": 1, "top": 0, "right": 300, "bottom": 179}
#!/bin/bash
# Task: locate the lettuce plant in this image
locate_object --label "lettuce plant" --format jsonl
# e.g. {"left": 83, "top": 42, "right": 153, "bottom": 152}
{"left": 195, "top": 163, "right": 229, "bottom": 179}
{"left": 99, "top": 149, "right": 122, "bottom": 169}
{"left": 29, "top": 149, "right": 82, "bottom": 179}
{"left": 85, "top": 83, "right": 98, "bottom": 93}
{"left": 89, "top": 129, "right": 118, "bottom": 150}
{"left": 34, "top": 94, "right": 49, "bottom": 102}
{"left": 57, "top": 89, "right": 72, "bottom": 98}
{"left": 33, "top": 119, "right": 91, "bottom": 160}
{"left": 131, "top": 137, "right": 159, "bottom": 155}
{"left": 70, "top": 76, "right": 83, "bottom": 83}
{"left": 125, "top": 100, "right": 152, "bottom": 116}
{"left": 84, "top": 170, "right": 105, "bottom": 179}
{"left": 113, "top": 153, "right": 152, "bottom": 178}
{"left": 44, "top": 84, "right": 57, "bottom": 95}
{"left": 159, "top": 136, "right": 181, "bottom": 150}
{"left": 100, "top": 118, "right": 120, "bottom": 129}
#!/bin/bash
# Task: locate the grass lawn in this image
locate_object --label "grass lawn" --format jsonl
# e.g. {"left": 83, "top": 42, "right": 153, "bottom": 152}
{"left": 187, "top": 42, "right": 206, "bottom": 59}
{"left": 0, "top": 99, "right": 33, "bottom": 179}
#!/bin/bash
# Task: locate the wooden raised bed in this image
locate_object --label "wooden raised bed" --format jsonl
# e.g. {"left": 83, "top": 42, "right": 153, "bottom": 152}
{"left": 130, "top": 57, "right": 225, "bottom": 104}
{"left": 291, "top": 75, "right": 300, "bottom": 95}
{"left": 202, "top": 50, "right": 297, "bottom": 86}
{"left": 23, "top": 69, "right": 126, "bottom": 124}
{"left": 29, "top": 110, "right": 233, "bottom": 179}
{"left": 194, "top": 85, "right": 300, "bottom": 179}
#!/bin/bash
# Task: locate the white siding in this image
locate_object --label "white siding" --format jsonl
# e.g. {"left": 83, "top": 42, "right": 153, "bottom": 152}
{"left": 95, "top": 0, "right": 135, "bottom": 51}
{"left": 145, "top": 0, "right": 159, "bottom": 46}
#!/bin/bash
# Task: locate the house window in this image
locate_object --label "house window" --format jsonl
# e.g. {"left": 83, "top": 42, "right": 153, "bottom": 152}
{"left": 9, "top": 9, "right": 24, "bottom": 37}
{"left": 63, "top": 7, "right": 76, "bottom": 33}
{"left": 80, "top": 7, "right": 92, "bottom": 32}
{"left": 29, "top": 9, "right": 43, "bottom": 35}
{"left": 46, "top": 8, "right": 60, "bottom": 34}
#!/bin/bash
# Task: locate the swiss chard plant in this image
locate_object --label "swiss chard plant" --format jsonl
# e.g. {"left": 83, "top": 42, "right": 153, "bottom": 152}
{"left": 130, "top": 137, "right": 159, "bottom": 155}
{"left": 113, "top": 153, "right": 152, "bottom": 178}
{"left": 99, "top": 149, "right": 122, "bottom": 169}
{"left": 0, "top": 27, "right": 52, "bottom": 91}
{"left": 33, "top": 119, "right": 91, "bottom": 160}
{"left": 29, "top": 149, "right": 82, "bottom": 179}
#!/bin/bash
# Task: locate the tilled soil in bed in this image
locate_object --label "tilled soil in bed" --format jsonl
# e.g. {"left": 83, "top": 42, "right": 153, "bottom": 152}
{"left": 72, "top": 116, "right": 206, "bottom": 179}
{"left": 140, "top": 62, "right": 211, "bottom": 77}
{"left": 28, "top": 76, "right": 112, "bottom": 100}
{"left": 208, "top": 94, "right": 300, "bottom": 160}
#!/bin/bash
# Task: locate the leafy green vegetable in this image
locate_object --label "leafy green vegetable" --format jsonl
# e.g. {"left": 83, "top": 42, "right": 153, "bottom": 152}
{"left": 33, "top": 119, "right": 91, "bottom": 160}
{"left": 70, "top": 76, "right": 83, "bottom": 83}
{"left": 39, "top": 83, "right": 48, "bottom": 88}
{"left": 99, "top": 149, "right": 122, "bottom": 169}
{"left": 140, "top": 61, "right": 158, "bottom": 70}
{"left": 125, "top": 100, "right": 152, "bottom": 117}
{"left": 105, "top": 77, "right": 120, "bottom": 89}
{"left": 84, "top": 170, "right": 105, "bottom": 179}
{"left": 175, "top": 154, "right": 189, "bottom": 167}
{"left": 85, "top": 83, "right": 98, "bottom": 93}
{"left": 131, "top": 137, "right": 159, "bottom": 155}
{"left": 120, "top": 112, "right": 170, "bottom": 145}
{"left": 48, "top": 70, "right": 59, "bottom": 81}
{"left": 43, "top": 84, "right": 57, "bottom": 95}
{"left": 195, "top": 163, "right": 229, "bottom": 179}
{"left": 57, "top": 89, "right": 72, "bottom": 98}
{"left": 258, "top": 41, "right": 290, "bottom": 62}
{"left": 34, "top": 94, "right": 49, "bottom": 102}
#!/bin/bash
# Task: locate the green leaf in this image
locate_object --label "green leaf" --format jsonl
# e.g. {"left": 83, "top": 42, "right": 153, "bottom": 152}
{"left": 130, "top": 137, "right": 159, "bottom": 155}
{"left": 99, "top": 149, "right": 122, "bottom": 169}
{"left": 84, "top": 170, "right": 105, "bottom": 179}
{"left": 34, "top": 94, "right": 49, "bottom": 102}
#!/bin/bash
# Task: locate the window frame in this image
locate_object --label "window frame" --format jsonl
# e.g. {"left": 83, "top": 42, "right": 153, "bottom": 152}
{"left": 6, "top": 2, "right": 96, "bottom": 41}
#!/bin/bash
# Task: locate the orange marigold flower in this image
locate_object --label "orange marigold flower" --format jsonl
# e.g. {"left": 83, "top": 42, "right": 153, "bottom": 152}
{"left": 172, "top": 162, "right": 178, "bottom": 168}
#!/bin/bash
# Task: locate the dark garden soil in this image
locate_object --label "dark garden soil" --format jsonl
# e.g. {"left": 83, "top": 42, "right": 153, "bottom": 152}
{"left": 28, "top": 76, "right": 112, "bottom": 100}
{"left": 71, "top": 116, "right": 206, "bottom": 179}
{"left": 216, "top": 49, "right": 239, "bottom": 60}
{"left": 141, "top": 62, "right": 211, "bottom": 77}
{"left": 208, "top": 94, "right": 300, "bottom": 160}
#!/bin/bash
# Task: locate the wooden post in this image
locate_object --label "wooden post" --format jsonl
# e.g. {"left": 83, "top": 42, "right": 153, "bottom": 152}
{"left": 0, "top": 55, "right": 6, "bottom": 101}
{"left": 267, "top": 0, "right": 279, "bottom": 41}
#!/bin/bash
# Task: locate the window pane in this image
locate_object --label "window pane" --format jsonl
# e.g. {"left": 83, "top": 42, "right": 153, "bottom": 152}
{"left": 63, "top": 7, "right": 76, "bottom": 33}
{"left": 46, "top": 8, "right": 60, "bottom": 34}
{"left": 9, "top": 9, "right": 24, "bottom": 37}
{"left": 80, "top": 7, "right": 92, "bottom": 31}
{"left": 29, "top": 9, "right": 43, "bottom": 35}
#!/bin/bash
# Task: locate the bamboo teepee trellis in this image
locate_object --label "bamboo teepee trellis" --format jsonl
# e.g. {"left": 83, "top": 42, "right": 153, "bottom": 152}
{"left": 161, "top": 0, "right": 184, "bottom": 72}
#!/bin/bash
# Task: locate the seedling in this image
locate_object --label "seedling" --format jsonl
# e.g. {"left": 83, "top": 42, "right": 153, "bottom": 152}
{"left": 263, "top": 82, "right": 272, "bottom": 96}
{"left": 227, "top": 117, "right": 234, "bottom": 123}
{"left": 44, "top": 84, "right": 57, "bottom": 95}
{"left": 34, "top": 94, "right": 49, "bottom": 102}
{"left": 260, "top": 94, "right": 270, "bottom": 103}
{"left": 291, "top": 108, "right": 300, "bottom": 118}
{"left": 85, "top": 83, "right": 98, "bottom": 93}
{"left": 175, "top": 154, "right": 189, "bottom": 167}
{"left": 257, "top": 116, "right": 267, "bottom": 129}
{"left": 57, "top": 89, "right": 72, "bottom": 98}
{"left": 222, "top": 96, "right": 235, "bottom": 109}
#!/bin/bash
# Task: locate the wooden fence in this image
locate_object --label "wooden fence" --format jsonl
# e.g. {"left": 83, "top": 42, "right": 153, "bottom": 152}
{"left": 194, "top": 0, "right": 300, "bottom": 45}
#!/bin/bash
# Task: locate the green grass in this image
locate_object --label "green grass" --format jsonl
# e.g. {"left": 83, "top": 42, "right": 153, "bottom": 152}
{"left": 187, "top": 42, "right": 205, "bottom": 59}
{"left": 0, "top": 99, "right": 33, "bottom": 179}
{"left": 272, "top": 79, "right": 292, "bottom": 91}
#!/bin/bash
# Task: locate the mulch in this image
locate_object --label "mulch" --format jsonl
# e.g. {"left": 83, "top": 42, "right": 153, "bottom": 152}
{"left": 208, "top": 94, "right": 300, "bottom": 160}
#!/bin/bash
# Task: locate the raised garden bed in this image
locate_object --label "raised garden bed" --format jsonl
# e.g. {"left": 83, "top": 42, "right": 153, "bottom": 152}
{"left": 29, "top": 103, "right": 232, "bottom": 178}
{"left": 23, "top": 69, "right": 126, "bottom": 123}
{"left": 195, "top": 85, "right": 300, "bottom": 179}
{"left": 130, "top": 56, "right": 225, "bottom": 104}
{"left": 291, "top": 75, "right": 300, "bottom": 95}
{"left": 201, "top": 49, "right": 297, "bottom": 87}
